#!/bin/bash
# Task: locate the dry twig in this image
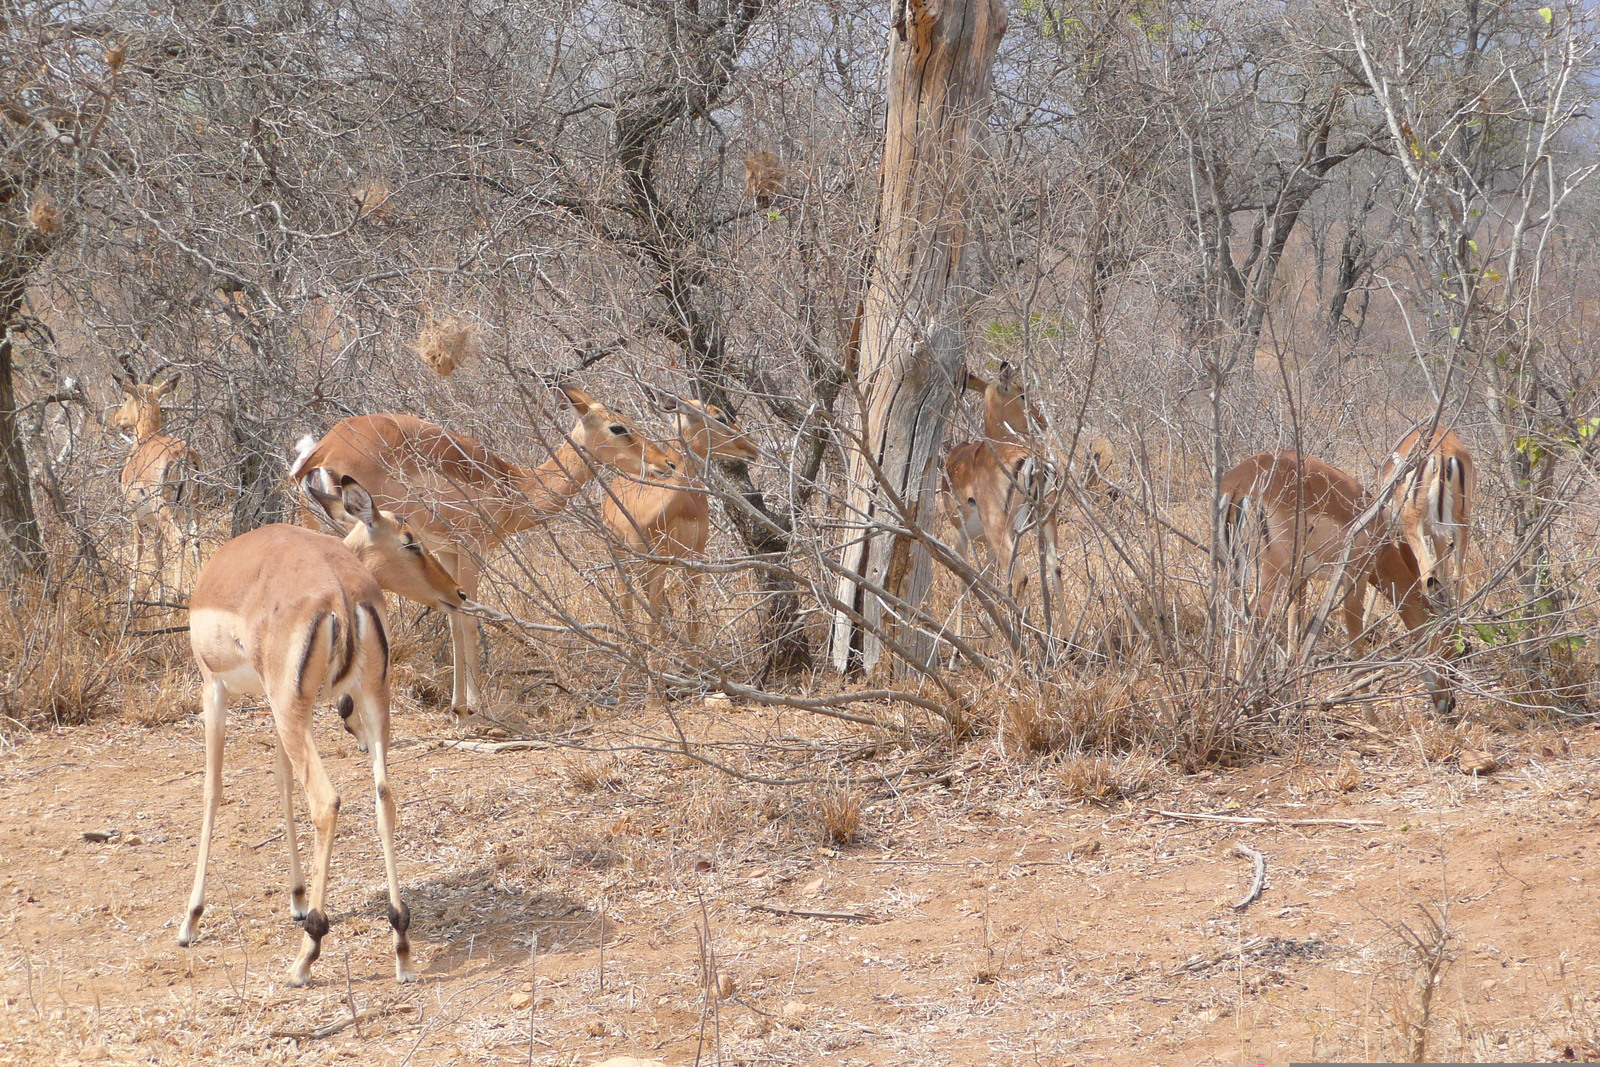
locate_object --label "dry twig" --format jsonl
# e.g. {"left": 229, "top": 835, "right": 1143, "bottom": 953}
{"left": 1150, "top": 809, "right": 1383, "bottom": 829}
{"left": 1231, "top": 842, "right": 1266, "bottom": 911}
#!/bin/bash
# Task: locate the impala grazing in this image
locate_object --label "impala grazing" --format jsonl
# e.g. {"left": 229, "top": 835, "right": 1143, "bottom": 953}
{"left": 1379, "top": 425, "right": 1475, "bottom": 606}
{"left": 1217, "top": 450, "right": 1454, "bottom": 714}
{"left": 289, "top": 383, "right": 673, "bottom": 719}
{"left": 110, "top": 368, "right": 202, "bottom": 595}
{"left": 181, "top": 471, "right": 467, "bottom": 986}
{"left": 601, "top": 393, "right": 761, "bottom": 639}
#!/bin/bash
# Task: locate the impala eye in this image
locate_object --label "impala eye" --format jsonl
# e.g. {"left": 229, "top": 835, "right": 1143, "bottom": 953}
{"left": 609, "top": 424, "right": 628, "bottom": 436}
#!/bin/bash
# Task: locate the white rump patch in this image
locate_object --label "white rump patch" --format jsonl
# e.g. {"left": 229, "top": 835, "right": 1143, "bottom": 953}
{"left": 289, "top": 434, "right": 319, "bottom": 477}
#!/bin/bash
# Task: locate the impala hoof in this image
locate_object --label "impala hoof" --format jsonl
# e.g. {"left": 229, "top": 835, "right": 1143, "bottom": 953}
{"left": 177, "top": 904, "right": 203, "bottom": 946}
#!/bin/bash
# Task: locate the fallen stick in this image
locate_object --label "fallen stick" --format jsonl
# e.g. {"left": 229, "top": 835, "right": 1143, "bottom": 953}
{"left": 269, "top": 1003, "right": 416, "bottom": 1041}
{"left": 1150, "top": 809, "right": 1384, "bottom": 829}
{"left": 439, "top": 739, "right": 546, "bottom": 754}
{"left": 751, "top": 904, "right": 878, "bottom": 923}
{"left": 1232, "top": 843, "right": 1266, "bottom": 911}
{"left": 1170, "top": 936, "right": 1269, "bottom": 977}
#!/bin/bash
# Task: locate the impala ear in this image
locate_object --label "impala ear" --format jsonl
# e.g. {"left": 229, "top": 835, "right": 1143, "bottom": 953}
{"left": 963, "top": 371, "right": 989, "bottom": 394}
{"left": 995, "top": 361, "right": 1016, "bottom": 392}
{"left": 655, "top": 392, "right": 682, "bottom": 414}
{"left": 155, "top": 371, "right": 181, "bottom": 396}
{"left": 300, "top": 468, "right": 351, "bottom": 532}
{"left": 556, "top": 383, "right": 597, "bottom": 416}
{"left": 337, "top": 476, "right": 379, "bottom": 530}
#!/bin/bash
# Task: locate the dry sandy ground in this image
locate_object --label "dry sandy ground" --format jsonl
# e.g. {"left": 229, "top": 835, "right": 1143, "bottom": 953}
{"left": 4, "top": 697, "right": 1600, "bottom": 1066}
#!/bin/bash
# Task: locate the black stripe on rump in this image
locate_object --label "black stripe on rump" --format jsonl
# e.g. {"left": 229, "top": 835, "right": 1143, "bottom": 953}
{"left": 1252, "top": 499, "right": 1271, "bottom": 553}
{"left": 357, "top": 601, "right": 390, "bottom": 682}
{"left": 1442, "top": 457, "right": 1459, "bottom": 522}
{"left": 295, "top": 611, "right": 329, "bottom": 699}
{"left": 329, "top": 610, "right": 357, "bottom": 689}
{"left": 1219, "top": 494, "right": 1240, "bottom": 554}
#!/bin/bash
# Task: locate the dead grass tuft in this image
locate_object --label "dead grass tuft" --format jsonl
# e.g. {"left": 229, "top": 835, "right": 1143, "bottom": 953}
{"left": 1055, "top": 751, "right": 1164, "bottom": 805}
{"left": 414, "top": 311, "right": 480, "bottom": 376}
{"left": 0, "top": 585, "right": 135, "bottom": 731}
{"left": 808, "top": 780, "right": 864, "bottom": 845}
{"left": 566, "top": 757, "right": 625, "bottom": 794}
{"left": 125, "top": 666, "right": 200, "bottom": 728}
{"left": 743, "top": 150, "right": 786, "bottom": 208}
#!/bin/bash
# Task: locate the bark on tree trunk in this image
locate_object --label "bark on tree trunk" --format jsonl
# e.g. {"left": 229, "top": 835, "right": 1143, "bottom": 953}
{"left": 829, "top": 0, "right": 1007, "bottom": 677}
{"left": 0, "top": 314, "right": 44, "bottom": 574}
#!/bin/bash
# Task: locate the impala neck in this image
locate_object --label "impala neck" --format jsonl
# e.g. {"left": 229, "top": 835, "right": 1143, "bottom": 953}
{"left": 134, "top": 404, "right": 164, "bottom": 442}
{"left": 505, "top": 437, "right": 600, "bottom": 531}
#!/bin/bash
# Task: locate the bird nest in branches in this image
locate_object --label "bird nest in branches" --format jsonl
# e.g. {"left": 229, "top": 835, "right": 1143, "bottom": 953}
{"left": 414, "top": 313, "right": 480, "bottom": 377}
{"left": 29, "top": 196, "right": 61, "bottom": 235}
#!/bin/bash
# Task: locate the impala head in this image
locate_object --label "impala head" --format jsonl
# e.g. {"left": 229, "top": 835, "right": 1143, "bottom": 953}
{"left": 556, "top": 383, "right": 674, "bottom": 479}
{"left": 965, "top": 362, "right": 1031, "bottom": 442}
{"left": 657, "top": 393, "right": 761, "bottom": 462}
{"left": 302, "top": 469, "right": 467, "bottom": 614}
{"left": 110, "top": 372, "right": 180, "bottom": 437}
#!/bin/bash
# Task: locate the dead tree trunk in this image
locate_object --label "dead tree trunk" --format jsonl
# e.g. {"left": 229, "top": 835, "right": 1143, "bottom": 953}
{"left": 829, "top": 0, "right": 1007, "bottom": 677}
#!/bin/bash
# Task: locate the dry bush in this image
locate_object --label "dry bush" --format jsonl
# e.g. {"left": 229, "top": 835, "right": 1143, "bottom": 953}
{"left": 125, "top": 665, "right": 200, "bottom": 728}
{"left": 414, "top": 311, "right": 479, "bottom": 376}
{"left": 566, "top": 756, "right": 625, "bottom": 793}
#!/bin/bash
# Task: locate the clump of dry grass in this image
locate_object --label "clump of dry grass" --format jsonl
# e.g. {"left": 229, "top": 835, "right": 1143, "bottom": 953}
{"left": 567, "top": 757, "right": 625, "bottom": 793}
{"left": 993, "top": 666, "right": 1159, "bottom": 756}
{"left": 0, "top": 584, "right": 132, "bottom": 730}
{"left": 414, "top": 311, "right": 480, "bottom": 377}
{"left": 125, "top": 666, "right": 200, "bottom": 728}
{"left": 1055, "top": 751, "right": 1164, "bottom": 805}
{"left": 808, "top": 780, "right": 864, "bottom": 845}
{"left": 743, "top": 150, "right": 786, "bottom": 207}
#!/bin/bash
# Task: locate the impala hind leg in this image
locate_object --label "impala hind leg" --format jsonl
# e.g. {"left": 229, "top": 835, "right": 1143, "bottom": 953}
{"left": 274, "top": 735, "right": 309, "bottom": 921}
{"left": 642, "top": 561, "right": 669, "bottom": 640}
{"left": 178, "top": 679, "right": 227, "bottom": 947}
{"left": 681, "top": 566, "right": 702, "bottom": 643}
{"left": 356, "top": 689, "right": 415, "bottom": 982}
{"left": 273, "top": 694, "right": 340, "bottom": 987}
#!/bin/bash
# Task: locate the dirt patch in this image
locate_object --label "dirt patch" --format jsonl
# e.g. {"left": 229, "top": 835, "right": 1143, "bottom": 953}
{"left": 4, "top": 703, "right": 1600, "bottom": 1064}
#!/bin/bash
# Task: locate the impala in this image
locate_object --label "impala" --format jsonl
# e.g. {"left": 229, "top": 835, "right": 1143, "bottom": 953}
{"left": 181, "top": 470, "right": 468, "bottom": 986}
{"left": 1217, "top": 450, "right": 1454, "bottom": 714}
{"left": 601, "top": 393, "right": 761, "bottom": 640}
{"left": 1378, "top": 424, "right": 1475, "bottom": 606}
{"left": 110, "top": 368, "right": 202, "bottom": 595}
{"left": 962, "top": 363, "right": 1118, "bottom": 500}
{"left": 941, "top": 367, "right": 1063, "bottom": 613}
{"left": 289, "top": 383, "right": 673, "bottom": 718}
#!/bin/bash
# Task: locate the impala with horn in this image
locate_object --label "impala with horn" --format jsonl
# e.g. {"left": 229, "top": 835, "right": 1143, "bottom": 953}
{"left": 1379, "top": 424, "right": 1476, "bottom": 607}
{"left": 109, "top": 360, "right": 202, "bottom": 595}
